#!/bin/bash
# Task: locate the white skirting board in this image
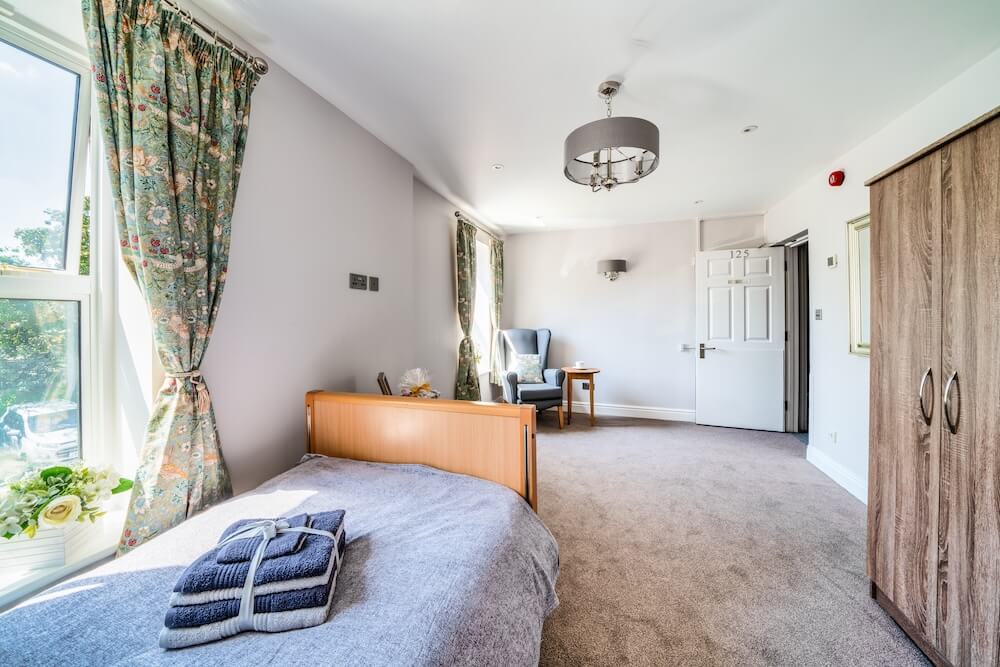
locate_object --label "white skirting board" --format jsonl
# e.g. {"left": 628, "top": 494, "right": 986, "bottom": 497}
{"left": 566, "top": 401, "right": 695, "bottom": 422}
{"left": 806, "top": 446, "right": 868, "bottom": 504}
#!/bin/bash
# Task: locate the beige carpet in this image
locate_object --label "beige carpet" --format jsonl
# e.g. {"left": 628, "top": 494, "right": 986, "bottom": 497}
{"left": 535, "top": 416, "right": 929, "bottom": 666}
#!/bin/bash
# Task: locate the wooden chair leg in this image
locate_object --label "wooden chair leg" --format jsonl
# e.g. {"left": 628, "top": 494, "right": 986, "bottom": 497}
{"left": 557, "top": 405, "right": 564, "bottom": 429}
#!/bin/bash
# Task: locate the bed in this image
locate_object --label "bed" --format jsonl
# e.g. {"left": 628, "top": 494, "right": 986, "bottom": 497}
{"left": 0, "top": 393, "right": 559, "bottom": 666}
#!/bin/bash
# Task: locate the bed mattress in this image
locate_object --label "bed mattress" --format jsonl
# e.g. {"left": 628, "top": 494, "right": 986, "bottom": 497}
{"left": 0, "top": 455, "right": 560, "bottom": 666}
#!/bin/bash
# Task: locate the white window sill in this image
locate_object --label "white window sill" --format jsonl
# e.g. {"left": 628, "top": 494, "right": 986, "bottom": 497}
{"left": 0, "top": 509, "right": 124, "bottom": 611}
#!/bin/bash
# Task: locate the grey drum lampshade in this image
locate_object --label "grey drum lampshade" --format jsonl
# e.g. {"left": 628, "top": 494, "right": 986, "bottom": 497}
{"left": 564, "top": 116, "right": 660, "bottom": 191}
{"left": 597, "top": 259, "right": 627, "bottom": 280}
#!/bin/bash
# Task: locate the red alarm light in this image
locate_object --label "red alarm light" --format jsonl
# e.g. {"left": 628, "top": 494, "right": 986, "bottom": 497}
{"left": 828, "top": 170, "right": 845, "bottom": 187}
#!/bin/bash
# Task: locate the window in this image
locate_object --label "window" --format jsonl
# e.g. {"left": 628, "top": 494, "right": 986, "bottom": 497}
{"left": 472, "top": 237, "right": 494, "bottom": 384}
{"left": 0, "top": 22, "right": 96, "bottom": 489}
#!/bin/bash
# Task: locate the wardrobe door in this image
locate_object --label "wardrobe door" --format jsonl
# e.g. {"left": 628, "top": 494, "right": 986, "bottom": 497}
{"left": 937, "top": 119, "right": 1000, "bottom": 666}
{"left": 868, "top": 152, "right": 942, "bottom": 644}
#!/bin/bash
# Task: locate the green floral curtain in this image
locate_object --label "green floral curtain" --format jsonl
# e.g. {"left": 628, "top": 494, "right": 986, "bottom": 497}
{"left": 455, "top": 220, "right": 481, "bottom": 400}
{"left": 488, "top": 238, "right": 504, "bottom": 385}
{"left": 82, "top": 0, "right": 259, "bottom": 554}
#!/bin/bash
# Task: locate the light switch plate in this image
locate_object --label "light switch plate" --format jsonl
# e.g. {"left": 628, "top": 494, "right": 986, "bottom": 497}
{"left": 349, "top": 273, "right": 367, "bottom": 290}
{"left": 368, "top": 276, "right": 379, "bottom": 292}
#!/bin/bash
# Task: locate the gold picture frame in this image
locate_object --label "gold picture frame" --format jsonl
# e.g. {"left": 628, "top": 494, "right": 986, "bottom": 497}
{"left": 847, "top": 214, "right": 871, "bottom": 356}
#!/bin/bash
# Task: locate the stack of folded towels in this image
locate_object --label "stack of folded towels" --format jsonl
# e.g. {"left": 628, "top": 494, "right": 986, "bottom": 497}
{"left": 159, "top": 510, "right": 347, "bottom": 650}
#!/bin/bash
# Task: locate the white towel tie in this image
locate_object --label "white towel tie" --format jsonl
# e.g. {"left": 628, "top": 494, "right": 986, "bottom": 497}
{"left": 215, "top": 519, "right": 338, "bottom": 631}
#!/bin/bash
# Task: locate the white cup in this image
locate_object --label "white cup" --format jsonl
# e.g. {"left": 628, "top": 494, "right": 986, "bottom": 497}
{"left": 574, "top": 361, "right": 585, "bottom": 368}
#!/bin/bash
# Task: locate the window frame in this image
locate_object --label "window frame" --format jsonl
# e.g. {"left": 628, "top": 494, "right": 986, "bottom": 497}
{"left": 0, "top": 14, "right": 126, "bottom": 609}
{"left": 0, "top": 17, "right": 92, "bottom": 278}
{"left": 0, "top": 18, "right": 109, "bottom": 472}
{"left": 472, "top": 235, "right": 494, "bottom": 379}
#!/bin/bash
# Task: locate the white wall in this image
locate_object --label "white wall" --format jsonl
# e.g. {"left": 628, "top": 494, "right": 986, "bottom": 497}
{"left": 764, "top": 46, "right": 1000, "bottom": 502}
{"left": 204, "top": 61, "right": 419, "bottom": 492}
{"left": 412, "top": 179, "right": 458, "bottom": 400}
{"left": 503, "top": 216, "right": 763, "bottom": 419}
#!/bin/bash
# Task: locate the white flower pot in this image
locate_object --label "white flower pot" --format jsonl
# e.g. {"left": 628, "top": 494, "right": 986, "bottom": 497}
{"left": 0, "top": 521, "right": 87, "bottom": 571}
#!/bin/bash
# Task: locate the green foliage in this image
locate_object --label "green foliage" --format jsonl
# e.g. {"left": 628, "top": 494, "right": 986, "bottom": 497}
{"left": 0, "top": 196, "right": 90, "bottom": 273}
{"left": 79, "top": 196, "right": 91, "bottom": 276}
{"left": 0, "top": 197, "right": 90, "bottom": 417}
{"left": 0, "top": 299, "right": 76, "bottom": 418}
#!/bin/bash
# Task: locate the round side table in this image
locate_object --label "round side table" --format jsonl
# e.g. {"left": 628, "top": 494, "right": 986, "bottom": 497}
{"left": 561, "top": 367, "right": 601, "bottom": 426}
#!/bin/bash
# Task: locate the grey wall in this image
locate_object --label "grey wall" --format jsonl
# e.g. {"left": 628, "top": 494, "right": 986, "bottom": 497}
{"left": 503, "top": 216, "right": 763, "bottom": 417}
{"left": 764, "top": 46, "right": 1000, "bottom": 502}
{"left": 412, "top": 179, "right": 459, "bottom": 400}
{"left": 204, "top": 61, "right": 418, "bottom": 492}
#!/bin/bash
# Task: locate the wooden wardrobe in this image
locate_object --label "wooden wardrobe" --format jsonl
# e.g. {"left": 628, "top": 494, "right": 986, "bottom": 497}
{"left": 866, "top": 106, "right": 1000, "bottom": 667}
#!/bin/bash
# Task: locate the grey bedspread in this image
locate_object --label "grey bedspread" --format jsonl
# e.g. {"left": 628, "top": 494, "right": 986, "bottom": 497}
{"left": 0, "top": 456, "right": 559, "bottom": 666}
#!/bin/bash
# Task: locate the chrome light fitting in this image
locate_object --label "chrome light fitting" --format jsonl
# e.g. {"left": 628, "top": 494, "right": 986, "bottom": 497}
{"left": 564, "top": 80, "right": 659, "bottom": 192}
{"left": 598, "top": 259, "right": 627, "bottom": 281}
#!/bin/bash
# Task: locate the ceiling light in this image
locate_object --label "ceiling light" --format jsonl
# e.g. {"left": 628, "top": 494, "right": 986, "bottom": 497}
{"left": 491, "top": 163, "right": 504, "bottom": 171}
{"left": 564, "top": 80, "right": 660, "bottom": 192}
{"left": 741, "top": 125, "right": 759, "bottom": 134}
{"left": 694, "top": 199, "right": 704, "bottom": 205}
{"left": 598, "top": 259, "right": 628, "bottom": 281}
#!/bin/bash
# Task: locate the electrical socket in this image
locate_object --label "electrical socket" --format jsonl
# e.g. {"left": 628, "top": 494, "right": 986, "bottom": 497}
{"left": 582, "top": 382, "right": 590, "bottom": 390}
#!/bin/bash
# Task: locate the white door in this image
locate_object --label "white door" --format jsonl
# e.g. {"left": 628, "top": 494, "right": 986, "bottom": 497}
{"left": 695, "top": 247, "right": 786, "bottom": 431}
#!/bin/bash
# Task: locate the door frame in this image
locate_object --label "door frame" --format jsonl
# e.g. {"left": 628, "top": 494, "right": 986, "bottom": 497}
{"left": 776, "top": 231, "right": 810, "bottom": 434}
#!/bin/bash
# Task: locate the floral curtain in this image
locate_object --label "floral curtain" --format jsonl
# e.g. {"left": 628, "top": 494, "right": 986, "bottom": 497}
{"left": 454, "top": 220, "right": 481, "bottom": 400}
{"left": 488, "top": 238, "right": 504, "bottom": 385}
{"left": 82, "top": 0, "right": 259, "bottom": 554}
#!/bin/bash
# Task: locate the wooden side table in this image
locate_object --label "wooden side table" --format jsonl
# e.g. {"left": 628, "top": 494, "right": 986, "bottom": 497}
{"left": 562, "top": 367, "right": 601, "bottom": 426}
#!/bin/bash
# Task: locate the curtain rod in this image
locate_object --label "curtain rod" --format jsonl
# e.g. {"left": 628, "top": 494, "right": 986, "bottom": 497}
{"left": 161, "top": 0, "right": 269, "bottom": 76}
{"left": 454, "top": 211, "right": 501, "bottom": 242}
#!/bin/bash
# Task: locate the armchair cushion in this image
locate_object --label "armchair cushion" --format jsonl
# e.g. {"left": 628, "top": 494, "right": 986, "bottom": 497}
{"left": 517, "top": 383, "right": 563, "bottom": 402}
{"left": 510, "top": 353, "right": 543, "bottom": 383}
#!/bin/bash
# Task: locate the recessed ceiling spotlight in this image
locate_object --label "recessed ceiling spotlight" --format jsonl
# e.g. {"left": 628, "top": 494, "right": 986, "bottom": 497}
{"left": 491, "top": 163, "right": 504, "bottom": 171}
{"left": 694, "top": 199, "right": 704, "bottom": 204}
{"left": 741, "top": 125, "right": 759, "bottom": 134}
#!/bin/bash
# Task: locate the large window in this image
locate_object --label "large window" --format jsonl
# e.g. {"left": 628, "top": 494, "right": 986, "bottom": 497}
{"left": 0, "top": 24, "right": 95, "bottom": 488}
{"left": 472, "top": 237, "right": 494, "bottom": 386}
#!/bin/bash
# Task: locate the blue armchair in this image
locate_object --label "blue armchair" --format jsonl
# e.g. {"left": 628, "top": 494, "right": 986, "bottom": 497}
{"left": 498, "top": 328, "right": 565, "bottom": 429}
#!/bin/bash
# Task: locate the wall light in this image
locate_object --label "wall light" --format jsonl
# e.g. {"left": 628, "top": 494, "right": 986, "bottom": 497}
{"left": 598, "top": 259, "right": 627, "bottom": 281}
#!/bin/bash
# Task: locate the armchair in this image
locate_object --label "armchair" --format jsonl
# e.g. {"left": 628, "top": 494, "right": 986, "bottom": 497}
{"left": 498, "top": 328, "right": 565, "bottom": 429}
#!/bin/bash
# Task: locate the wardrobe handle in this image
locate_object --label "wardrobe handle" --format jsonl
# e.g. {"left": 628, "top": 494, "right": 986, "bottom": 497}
{"left": 943, "top": 371, "right": 959, "bottom": 435}
{"left": 918, "top": 367, "right": 933, "bottom": 425}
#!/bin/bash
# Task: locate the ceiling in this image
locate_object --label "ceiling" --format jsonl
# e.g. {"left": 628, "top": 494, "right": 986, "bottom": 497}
{"left": 15, "top": 0, "right": 1000, "bottom": 232}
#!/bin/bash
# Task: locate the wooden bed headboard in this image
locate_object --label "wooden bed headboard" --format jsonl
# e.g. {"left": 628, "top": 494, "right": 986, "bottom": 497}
{"left": 305, "top": 392, "right": 538, "bottom": 510}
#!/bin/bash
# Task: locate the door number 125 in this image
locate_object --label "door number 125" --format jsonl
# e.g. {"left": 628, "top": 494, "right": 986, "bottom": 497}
{"left": 730, "top": 249, "right": 749, "bottom": 258}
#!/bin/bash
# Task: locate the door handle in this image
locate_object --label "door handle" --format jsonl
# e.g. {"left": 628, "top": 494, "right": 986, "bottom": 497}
{"left": 698, "top": 343, "right": 717, "bottom": 359}
{"left": 943, "top": 371, "right": 959, "bottom": 435}
{"left": 918, "top": 367, "right": 933, "bottom": 425}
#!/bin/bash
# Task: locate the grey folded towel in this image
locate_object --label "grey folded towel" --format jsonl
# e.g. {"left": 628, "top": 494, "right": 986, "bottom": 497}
{"left": 159, "top": 545, "right": 344, "bottom": 650}
{"left": 165, "top": 531, "right": 346, "bottom": 629}
{"left": 174, "top": 511, "right": 345, "bottom": 594}
{"left": 216, "top": 513, "right": 310, "bottom": 564}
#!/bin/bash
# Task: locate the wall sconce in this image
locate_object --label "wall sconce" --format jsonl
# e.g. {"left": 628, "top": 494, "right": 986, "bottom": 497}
{"left": 597, "top": 259, "right": 627, "bottom": 281}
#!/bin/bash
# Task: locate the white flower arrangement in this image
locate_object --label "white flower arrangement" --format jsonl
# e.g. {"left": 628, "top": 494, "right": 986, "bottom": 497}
{"left": 1, "top": 464, "right": 133, "bottom": 539}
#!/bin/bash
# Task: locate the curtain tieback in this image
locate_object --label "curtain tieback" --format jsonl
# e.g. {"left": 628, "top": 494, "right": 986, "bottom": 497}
{"left": 166, "top": 369, "right": 211, "bottom": 413}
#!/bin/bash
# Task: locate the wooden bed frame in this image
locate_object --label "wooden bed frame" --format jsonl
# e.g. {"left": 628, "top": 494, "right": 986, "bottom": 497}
{"left": 305, "top": 392, "right": 539, "bottom": 510}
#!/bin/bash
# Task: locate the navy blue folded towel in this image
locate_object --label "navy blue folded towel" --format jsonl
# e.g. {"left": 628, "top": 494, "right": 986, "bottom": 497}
{"left": 215, "top": 513, "right": 310, "bottom": 564}
{"left": 165, "top": 531, "right": 347, "bottom": 629}
{"left": 174, "top": 511, "right": 346, "bottom": 594}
